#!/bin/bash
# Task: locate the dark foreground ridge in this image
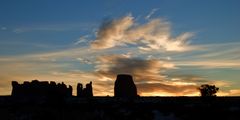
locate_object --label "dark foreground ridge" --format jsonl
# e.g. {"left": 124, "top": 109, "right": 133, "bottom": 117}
{"left": 0, "top": 74, "right": 240, "bottom": 120}
{"left": 1, "top": 96, "right": 240, "bottom": 120}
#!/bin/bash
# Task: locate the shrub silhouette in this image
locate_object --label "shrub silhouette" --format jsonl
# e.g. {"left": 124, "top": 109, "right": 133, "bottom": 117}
{"left": 199, "top": 84, "right": 219, "bottom": 97}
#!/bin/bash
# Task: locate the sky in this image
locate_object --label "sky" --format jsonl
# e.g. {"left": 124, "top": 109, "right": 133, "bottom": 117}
{"left": 0, "top": 0, "right": 240, "bottom": 96}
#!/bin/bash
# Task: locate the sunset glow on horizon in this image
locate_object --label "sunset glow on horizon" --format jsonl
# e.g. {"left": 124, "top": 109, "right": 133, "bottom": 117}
{"left": 0, "top": 0, "right": 240, "bottom": 96}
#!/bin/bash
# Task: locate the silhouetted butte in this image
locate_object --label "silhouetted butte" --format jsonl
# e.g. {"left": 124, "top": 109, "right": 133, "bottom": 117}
{"left": 114, "top": 74, "right": 138, "bottom": 98}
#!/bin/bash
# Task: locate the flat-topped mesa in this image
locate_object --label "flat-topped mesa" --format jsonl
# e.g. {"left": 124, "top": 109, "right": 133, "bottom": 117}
{"left": 114, "top": 74, "right": 138, "bottom": 98}
{"left": 77, "top": 81, "right": 93, "bottom": 97}
{"left": 11, "top": 80, "right": 72, "bottom": 98}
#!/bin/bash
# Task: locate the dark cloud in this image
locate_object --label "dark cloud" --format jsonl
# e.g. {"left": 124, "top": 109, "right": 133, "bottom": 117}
{"left": 93, "top": 54, "right": 200, "bottom": 96}
{"left": 95, "top": 54, "right": 173, "bottom": 82}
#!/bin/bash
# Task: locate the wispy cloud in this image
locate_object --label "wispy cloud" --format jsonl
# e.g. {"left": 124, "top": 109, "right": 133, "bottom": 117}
{"left": 145, "top": 8, "right": 159, "bottom": 20}
{"left": 74, "top": 35, "right": 90, "bottom": 45}
{"left": 176, "top": 60, "right": 240, "bottom": 69}
{"left": 1, "top": 27, "right": 7, "bottom": 30}
{"left": 91, "top": 14, "right": 195, "bottom": 52}
{"left": 137, "top": 83, "right": 198, "bottom": 96}
{"left": 217, "top": 89, "right": 240, "bottom": 96}
{"left": 12, "top": 22, "right": 96, "bottom": 33}
{"left": 171, "top": 42, "right": 240, "bottom": 69}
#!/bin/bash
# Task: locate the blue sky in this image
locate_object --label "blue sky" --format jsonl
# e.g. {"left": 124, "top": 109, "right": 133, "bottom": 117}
{"left": 0, "top": 0, "right": 240, "bottom": 96}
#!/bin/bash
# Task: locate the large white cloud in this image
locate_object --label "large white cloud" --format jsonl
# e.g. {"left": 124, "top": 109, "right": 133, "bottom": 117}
{"left": 91, "top": 14, "right": 194, "bottom": 52}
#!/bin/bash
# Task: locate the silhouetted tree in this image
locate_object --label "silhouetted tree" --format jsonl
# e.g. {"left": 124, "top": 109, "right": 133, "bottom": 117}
{"left": 199, "top": 84, "right": 219, "bottom": 97}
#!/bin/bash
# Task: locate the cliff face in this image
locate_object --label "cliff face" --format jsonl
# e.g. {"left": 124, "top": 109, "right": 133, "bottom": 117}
{"left": 114, "top": 74, "right": 137, "bottom": 98}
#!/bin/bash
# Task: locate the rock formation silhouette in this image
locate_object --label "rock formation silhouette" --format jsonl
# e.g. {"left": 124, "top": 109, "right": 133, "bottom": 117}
{"left": 11, "top": 74, "right": 139, "bottom": 99}
{"left": 77, "top": 83, "right": 83, "bottom": 97}
{"left": 114, "top": 74, "right": 138, "bottom": 98}
{"left": 11, "top": 80, "right": 72, "bottom": 98}
{"left": 77, "top": 81, "right": 93, "bottom": 97}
